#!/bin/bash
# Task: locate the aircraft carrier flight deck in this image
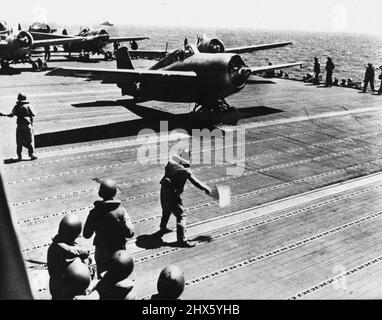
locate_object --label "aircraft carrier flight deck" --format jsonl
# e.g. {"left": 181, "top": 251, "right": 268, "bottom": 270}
{"left": 1, "top": 55, "right": 382, "bottom": 299}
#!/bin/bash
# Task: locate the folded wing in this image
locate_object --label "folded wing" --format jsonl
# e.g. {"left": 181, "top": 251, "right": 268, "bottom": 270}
{"left": 250, "top": 61, "right": 304, "bottom": 74}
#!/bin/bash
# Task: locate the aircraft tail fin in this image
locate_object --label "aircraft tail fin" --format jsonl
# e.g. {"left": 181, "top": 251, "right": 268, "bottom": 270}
{"left": 116, "top": 47, "right": 134, "bottom": 70}
{"left": 62, "top": 29, "right": 68, "bottom": 35}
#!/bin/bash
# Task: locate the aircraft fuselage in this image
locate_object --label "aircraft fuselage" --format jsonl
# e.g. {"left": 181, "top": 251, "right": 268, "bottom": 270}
{"left": 118, "top": 53, "right": 249, "bottom": 104}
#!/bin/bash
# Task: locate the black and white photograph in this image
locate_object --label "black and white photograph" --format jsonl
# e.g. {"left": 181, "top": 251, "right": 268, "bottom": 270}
{"left": 0, "top": 0, "right": 382, "bottom": 304}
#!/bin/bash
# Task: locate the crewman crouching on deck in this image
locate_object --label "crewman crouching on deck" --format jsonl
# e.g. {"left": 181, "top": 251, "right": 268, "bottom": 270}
{"left": 158, "top": 150, "right": 211, "bottom": 248}
{"left": 47, "top": 214, "right": 90, "bottom": 299}
{"left": 91, "top": 250, "right": 137, "bottom": 300}
{"left": 83, "top": 178, "right": 135, "bottom": 278}
{"left": 0, "top": 93, "right": 37, "bottom": 161}
{"left": 151, "top": 265, "right": 185, "bottom": 300}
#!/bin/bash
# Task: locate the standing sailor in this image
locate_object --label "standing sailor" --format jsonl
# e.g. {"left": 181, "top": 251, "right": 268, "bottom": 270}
{"left": 0, "top": 93, "right": 37, "bottom": 161}
{"left": 325, "top": 57, "right": 335, "bottom": 87}
{"left": 363, "top": 63, "right": 375, "bottom": 93}
{"left": 159, "top": 150, "right": 211, "bottom": 247}
{"left": 83, "top": 178, "right": 135, "bottom": 277}
{"left": 313, "top": 57, "right": 320, "bottom": 85}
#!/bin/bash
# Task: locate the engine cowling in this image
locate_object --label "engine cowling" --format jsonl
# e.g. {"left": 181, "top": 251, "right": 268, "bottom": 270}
{"left": 98, "top": 29, "right": 110, "bottom": 45}
{"left": 16, "top": 31, "right": 33, "bottom": 49}
{"left": 197, "top": 34, "right": 225, "bottom": 53}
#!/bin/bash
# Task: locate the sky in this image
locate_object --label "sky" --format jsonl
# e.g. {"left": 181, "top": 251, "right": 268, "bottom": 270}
{"left": 2, "top": 0, "right": 382, "bottom": 36}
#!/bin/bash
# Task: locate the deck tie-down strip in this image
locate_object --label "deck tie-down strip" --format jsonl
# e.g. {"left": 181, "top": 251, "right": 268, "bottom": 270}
{"left": 16, "top": 154, "right": 381, "bottom": 228}
{"left": 24, "top": 167, "right": 382, "bottom": 260}
{"left": 140, "top": 210, "right": 382, "bottom": 299}
{"left": 11, "top": 131, "right": 382, "bottom": 208}
{"left": 30, "top": 179, "right": 382, "bottom": 292}
{"left": 288, "top": 255, "right": 382, "bottom": 299}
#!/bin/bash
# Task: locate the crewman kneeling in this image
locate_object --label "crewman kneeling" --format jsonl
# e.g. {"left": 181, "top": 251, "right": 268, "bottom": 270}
{"left": 93, "top": 250, "right": 137, "bottom": 300}
{"left": 151, "top": 265, "right": 185, "bottom": 300}
{"left": 159, "top": 150, "right": 211, "bottom": 247}
{"left": 47, "top": 214, "right": 90, "bottom": 299}
{"left": 83, "top": 178, "right": 134, "bottom": 277}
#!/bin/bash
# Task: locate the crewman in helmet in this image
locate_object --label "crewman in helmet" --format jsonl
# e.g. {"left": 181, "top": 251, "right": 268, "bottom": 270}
{"left": 159, "top": 150, "right": 211, "bottom": 247}
{"left": 93, "top": 250, "right": 137, "bottom": 300}
{"left": 83, "top": 178, "right": 134, "bottom": 277}
{"left": 62, "top": 258, "right": 92, "bottom": 299}
{"left": 47, "top": 214, "right": 90, "bottom": 299}
{"left": 151, "top": 265, "right": 185, "bottom": 300}
{"left": 0, "top": 93, "right": 37, "bottom": 161}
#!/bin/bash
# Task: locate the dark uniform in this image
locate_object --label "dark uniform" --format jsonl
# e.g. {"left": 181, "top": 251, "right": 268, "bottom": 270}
{"left": 378, "top": 66, "right": 382, "bottom": 95}
{"left": 95, "top": 273, "right": 137, "bottom": 300}
{"left": 159, "top": 159, "right": 210, "bottom": 246}
{"left": 313, "top": 57, "right": 320, "bottom": 85}
{"left": 7, "top": 94, "right": 37, "bottom": 160}
{"left": 83, "top": 199, "right": 134, "bottom": 277}
{"left": 47, "top": 234, "right": 89, "bottom": 299}
{"left": 325, "top": 57, "right": 335, "bottom": 87}
{"left": 363, "top": 63, "right": 375, "bottom": 92}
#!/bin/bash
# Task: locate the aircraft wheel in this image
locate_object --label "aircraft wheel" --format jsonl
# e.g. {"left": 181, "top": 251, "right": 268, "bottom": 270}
{"left": 1, "top": 61, "right": 9, "bottom": 69}
{"left": 131, "top": 41, "right": 138, "bottom": 50}
{"left": 31, "top": 61, "right": 38, "bottom": 70}
{"left": 104, "top": 51, "right": 113, "bottom": 61}
{"left": 36, "top": 58, "right": 43, "bottom": 70}
{"left": 84, "top": 54, "right": 90, "bottom": 62}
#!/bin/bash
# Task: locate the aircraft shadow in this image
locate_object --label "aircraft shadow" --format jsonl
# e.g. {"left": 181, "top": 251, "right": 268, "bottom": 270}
{"left": 35, "top": 100, "right": 283, "bottom": 148}
{"left": 0, "top": 67, "right": 55, "bottom": 75}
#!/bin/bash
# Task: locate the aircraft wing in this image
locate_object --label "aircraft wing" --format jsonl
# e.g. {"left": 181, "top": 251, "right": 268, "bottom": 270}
{"left": 108, "top": 36, "right": 150, "bottom": 43}
{"left": 225, "top": 41, "right": 293, "bottom": 54}
{"left": 46, "top": 67, "right": 197, "bottom": 84}
{"left": 30, "top": 31, "right": 77, "bottom": 40}
{"left": 32, "top": 37, "right": 85, "bottom": 49}
{"left": 250, "top": 61, "right": 304, "bottom": 74}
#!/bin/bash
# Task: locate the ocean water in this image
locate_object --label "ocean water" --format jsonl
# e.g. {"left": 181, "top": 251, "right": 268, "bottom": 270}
{"left": 66, "top": 24, "right": 382, "bottom": 82}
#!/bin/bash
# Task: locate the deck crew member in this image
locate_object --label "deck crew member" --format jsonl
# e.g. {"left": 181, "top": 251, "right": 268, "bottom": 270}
{"left": 83, "top": 178, "right": 134, "bottom": 277}
{"left": 313, "top": 57, "right": 320, "bottom": 85}
{"left": 0, "top": 93, "right": 37, "bottom": 161}
{"left": 159, "top": 150, "right": 211, "bottom": 247}
{"left": 377, "top": 65, "right": 382, "bottom": 95}
{"left": 363, "top": 63, "right": 375, "bottom": 93}
{"left": 325, "top": 57, "right": 335, "bottom": 87}
{"left": 47, "top": 214, "right": 90, "bottom": 299}
{"left": 93, "top": 250, "right": 137, "bottom": 300}
{"left": 151, "top": 265, "right": 185, "bottom": 300}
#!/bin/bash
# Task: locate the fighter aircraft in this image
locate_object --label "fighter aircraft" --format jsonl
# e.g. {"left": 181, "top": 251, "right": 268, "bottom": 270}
{"left": 0, "top": 30, "right": 84, "bottom": 70}
{"left": 51, "top": 27, "right": 150, "bottom": 61}
{"left": 129, "top": 34, "right": 294, "bottom": 60}
{"left": 47, "top": 42, "right": 303, "bottom": 116}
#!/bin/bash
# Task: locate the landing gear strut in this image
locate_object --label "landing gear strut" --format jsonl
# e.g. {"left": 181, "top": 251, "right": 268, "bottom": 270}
{"left": 191, "top": 99, "right": 239, "bottom": 125}
{"left": 193, "top": 99, "right": 234, "bottom": 112}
